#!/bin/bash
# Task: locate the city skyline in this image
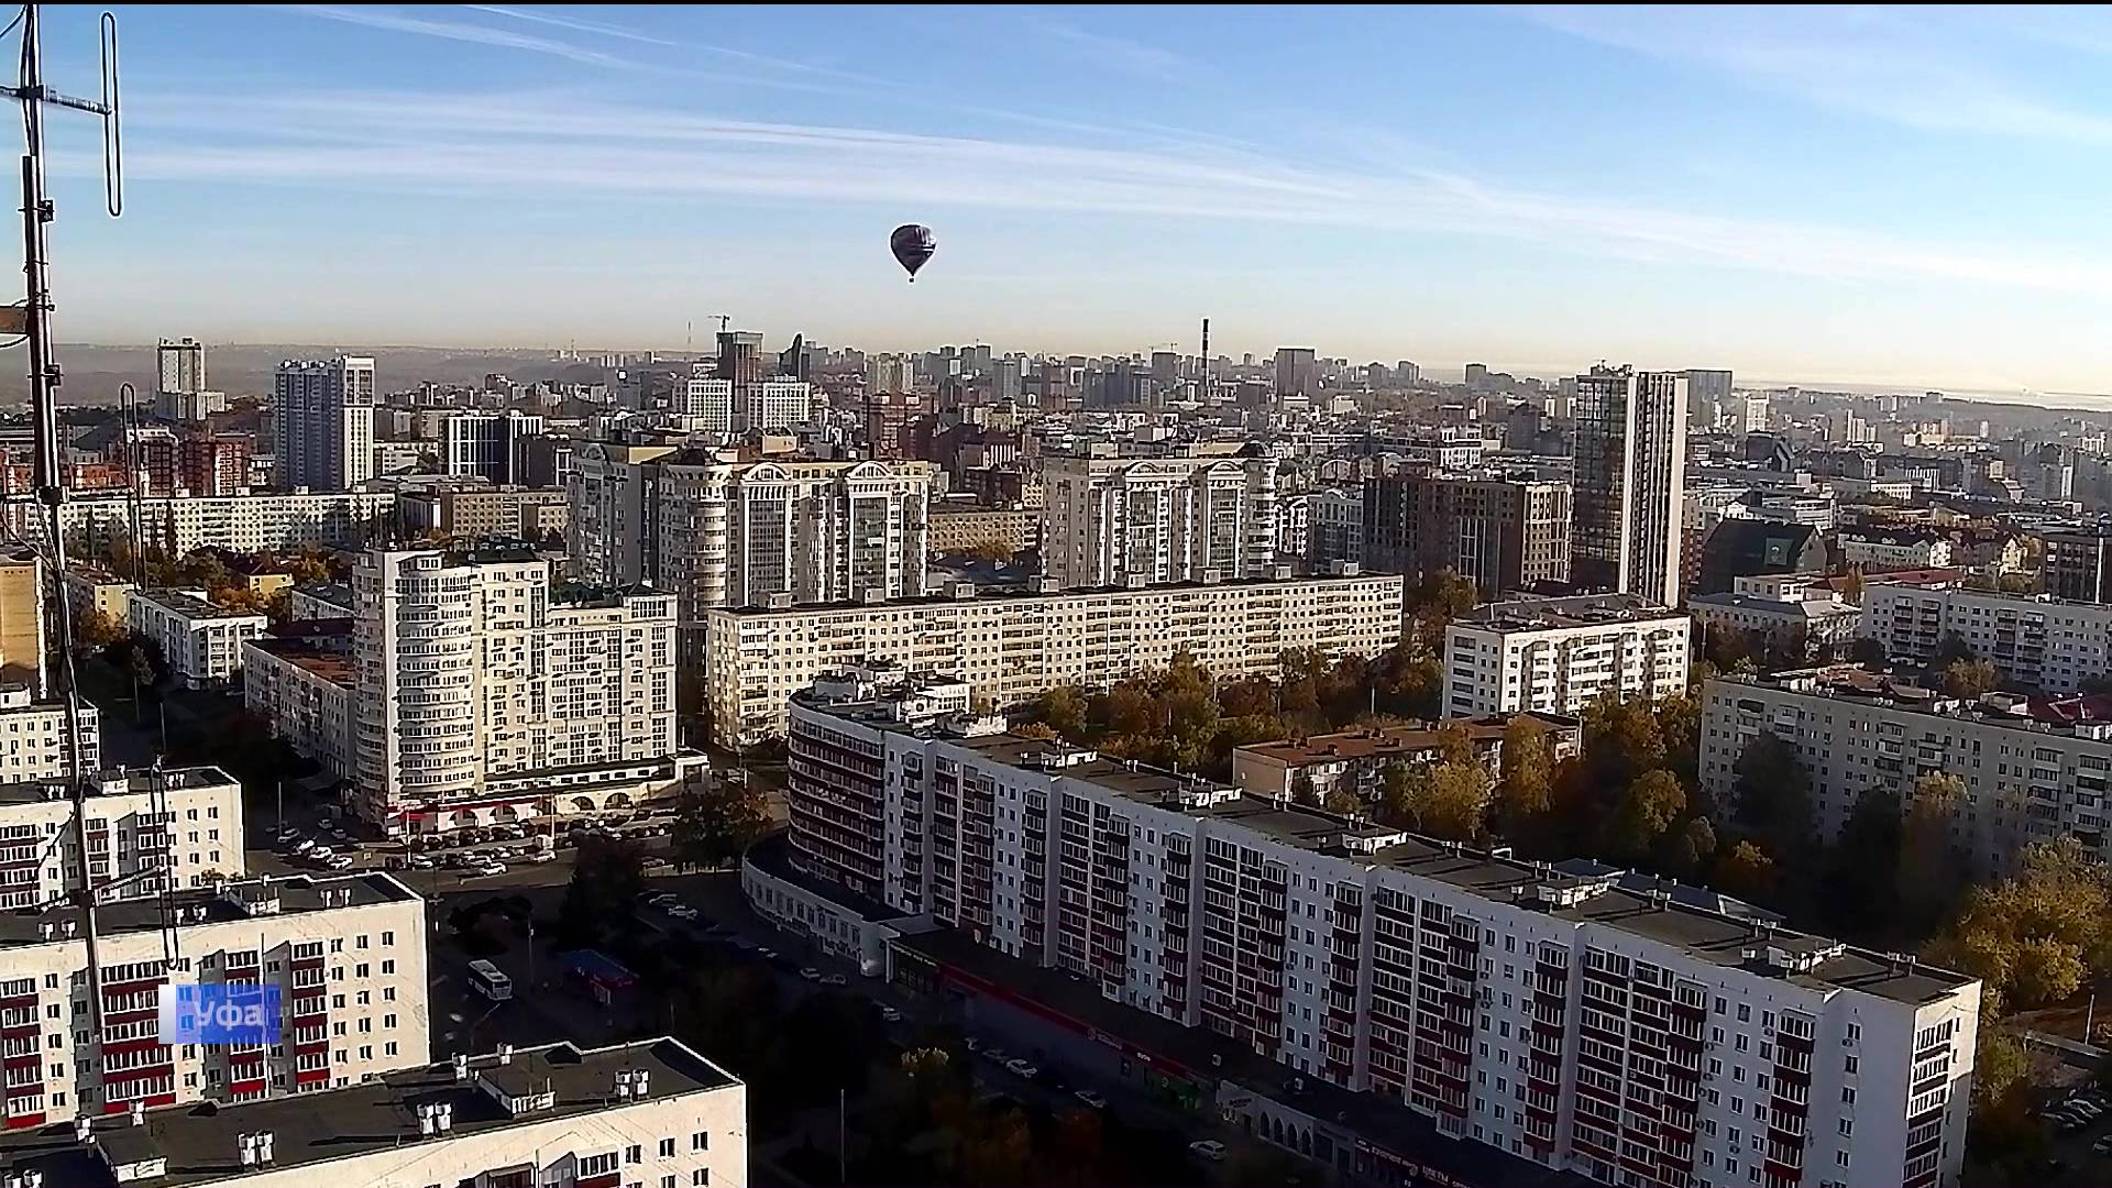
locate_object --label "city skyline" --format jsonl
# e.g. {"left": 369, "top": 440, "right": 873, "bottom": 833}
{"left": 29, "top": 5, "right": 2112, "bottom": 395}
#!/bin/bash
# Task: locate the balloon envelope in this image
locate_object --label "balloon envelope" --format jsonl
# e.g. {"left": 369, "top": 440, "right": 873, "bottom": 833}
{"left": 890, "top": 223, "right": 935, "bottom": 280}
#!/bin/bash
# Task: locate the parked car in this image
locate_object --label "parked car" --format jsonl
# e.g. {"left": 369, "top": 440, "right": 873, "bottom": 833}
{"left": 325, "top": 855, "right": 355, "bottom": 871}
{"left": 472, "top": 861, "right": 507, "bottom": 877}
{"left": 1004, "top": 1058, "right": 1038, "bottom": 1079}
{"left": 1188, "top": 1141, "right": 1226, "bottom": 1163}
{"left": 823, "top": 973, "right": 847, "bottom": 987}
{"left": 409, "top": 856, "right": 436, "bottom": 870}
{"left": 667, "top": 904, "right": 699, "bottom": 920}
{"left": 524, "top": 850, "right": 556, "bottom": 865}
{"left": 1073, "top": 1090, "right": 1106, "bottom": 1110}
{"left": 799, "top": 967, "right": 821, "bottom": 981}
{"left": 880, "top": 1007, "right": 903, "bottom": 1024}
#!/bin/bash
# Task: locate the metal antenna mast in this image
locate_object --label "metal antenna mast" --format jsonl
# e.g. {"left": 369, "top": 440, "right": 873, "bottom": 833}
{"left": 13, "top": 3, "right": 124, "bottom": 1109}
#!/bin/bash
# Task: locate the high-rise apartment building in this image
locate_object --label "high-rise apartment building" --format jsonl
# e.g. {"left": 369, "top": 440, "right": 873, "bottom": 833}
{"left": 571, "top": 448, "right": 934, "bottom": 625}
{"left": 779, "top": 674, "right": 1982, "bottom": 1188}
{"left": 0, "top": 872, "right": 429, "bottom": 1124}
{"left": 1861, "top": 582, "right": 2112, "bottom": 694}
{"left": 350, "top": 547, "right": 696, "bottom": 833}
{"left": 273, "top": 357, "right": 376, "bottom": 491}
{"left": 1306, "top": 487, "right": 1364, "bottom": 568}
{"left": 1684, "top": 367, "right": 1732, "bottom": 415}
{"left": 703, "top": 573, "right": 1402, "bottom": 746}
{"left": 1364, "top": 473, "right": 1571, "bottom": 597}
{"left": 1040, "top": 453, "right": 1279, "bottom": 588}
{"left": 1443, "top": 594, "right": 1692, "bottom": 717}
{"left": 681, "top": 374, "right": 737, "bottom": 432}
{"left": 746, "top": 379, "right": 813, "bottom": 432}
{"left": 2039, "top": 523, "right": 2112, "bottom": 604}
{"left": 439, "top": 409, "right": 543, "bottom": 484}
{"left": 156, "top": 337, "right": 205, "bottom": 399}
{"left": 1571, "top": 364, "right": 1687, "bottom": 606}
{"left": 1274, "top": 347, "right": 1317, "bottom": 398}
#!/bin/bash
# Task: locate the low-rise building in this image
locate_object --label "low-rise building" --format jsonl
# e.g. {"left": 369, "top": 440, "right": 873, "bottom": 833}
{"left": 1840, "top": 527, "right": 1953, "bottom": 571}
{"left": 27, "top": 492, "right": 398, "bottom": 558}
{"left": 702, "top": 572, "right": 1405, "bottom": 747}
{"left": 0, "top": 872, "right": 428, "bottom": 1126}
{"left": 775, "top": 674, "right": 1983, "bottom": 1188}
{"left": 60, "top": 564, "right": 133, "bottom": 625}
{"left": 287, "top": 582, "right": 354, "bottom": 621}
{"left": 1862, "top": 582, "right": 2112, "bottom": 694}
{"left": 1442, "top": 594, "right": 1691, "bottom": 717}
{"left": 1688, "top": 583, "right": 1861, "bottom": 664}
{"left": 1229, "top": 713, "right": 1580, "bottom": 802}
{"left": 0, "top": 766, "right": 241, "bottom": 908}
{"left": 1702, "top": 665, "right": 2112, "bottom": 876}
{"left": 402, "top": 485, "right": 569, "bottom": 541}
{"left": 127, "top": 588, "right": 268, "bottom": 688}
{"left": 2039, "top": 521, "right": 2112, "bottom": 603}
{"left": 0, "top": 1037, "right": 747, "bottom": 1188}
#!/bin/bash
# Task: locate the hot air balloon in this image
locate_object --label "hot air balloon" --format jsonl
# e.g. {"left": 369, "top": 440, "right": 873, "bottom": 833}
{"left": 890, "top": 223, "right": 935, "bottom": 282}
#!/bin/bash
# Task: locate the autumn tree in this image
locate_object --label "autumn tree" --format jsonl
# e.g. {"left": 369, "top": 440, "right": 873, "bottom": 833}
{"left": 1713, "top": 840, "right": 1776, "bottom": 902}
{"left": 1037, "top": 685, "right": 1088, "bottom": 740}
{"left": 1493, "top": 715, "right": 1555, "bottom": 838}
{"left": 672, "top": 775, "right": 771, "bottom": 870}
{"left": 1730, "top": 731, "right": 1814, "bottom": 860}
{"left": 1929, "top": 837, "right": 2112, "bottom": 1016}
{"left": 1613, "top": 770, "right": 1687, "bottom": 861}
{"left": 1943, "top": 658, "right": 2000, "bottom": 699}
{"left": 74, "top": 608, "right": 125, "bottom": 649}
{"left": 1390, "top": 759, "right": 1491, "bottom": 841}
{"left": 1323, "top": 785, "right": 1361, "bottom": 815}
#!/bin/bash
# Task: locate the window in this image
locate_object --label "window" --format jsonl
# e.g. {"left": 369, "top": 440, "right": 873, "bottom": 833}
{"left": 693, "top": 1172, "right": 711, "bottom": 1187}
{"left": 692, "top": 1132, "right": 710, "bottom": 1151}
{"left": 627, "top": 1144, "right": 643, "bottom": 1165}
{"left": 660, "top": 1138, "right": 676, "bottom": 1158}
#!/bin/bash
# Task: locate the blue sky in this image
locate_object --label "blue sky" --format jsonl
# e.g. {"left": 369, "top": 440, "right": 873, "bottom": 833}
{"left": 32, "top": 5, "right": 2112, "bottom": 393}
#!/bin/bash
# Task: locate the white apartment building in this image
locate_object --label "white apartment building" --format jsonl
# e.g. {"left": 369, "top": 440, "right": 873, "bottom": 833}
{"left": 0, "top": 872, "right": 428, "bottom": 1127}
{"left": 243, "top": 637, "right": 354, "bottom": 781}
{"left": 1840, "top": 530, "right": 1952, "bottom": 572}
{"left": 1040, "top": 453, "right": 1280, "bottom": 589}
{"left": 1688, "top": 588, "right": 1860, "bottom": 664}
{"left": 0, "top": 766, "right": 241, "bottom": 909}
{"left": 571, "top": 447, "right": 936, "bottom": 624}
{"left": 1702, "top": 666, "right": 2112, "bottom": 877}
{"left": 0, "top": 1038, "right": 746, "bottom": 1188}
{"left": 1443, "top": 594, "right": 1692, "bottom": 717}
{"left": 681, "top": 374, "right": 736, "bottom": 432}
{"left": 781, "top": 676, "right": 1981, "bottom": 1188}
{"left": 273, "top": 357, "right": 376, "bottom": 491}
{"left": 1862, "top": 583, "right": 2112, "bottom": 695}
{"left": 1570, "top": 365, "right": 1688, "bottom": 607}
{"left": 746, "top": 379, "right": 813, "bottom": 431}
{"left": 0, "top": 683, "right": 99, "bottom": 786}
{"left": 26, "top": 493, "right": 398, "bottom": 558}
{"left": 703, "top": 572, "right": 1404, "bottom": 747}
{"left": 128, "top": 590, "right": 268, "bottom": 688}
{"left": 351, "top": 547, "right": 699, "bottom": 834}
{"left": 438, "top": 409, "right": 542, "bottom": 483}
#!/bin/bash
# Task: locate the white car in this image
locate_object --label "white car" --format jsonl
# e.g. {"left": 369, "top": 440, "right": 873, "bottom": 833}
{"left": 473, "top": 862, "right": 507, "bottom": 877}
{"left": 1073, "top": 1090, "right": 1106, "bottom": 1110}
{"left": 325, "top": 855, "right": 355, "bottom": 871}
{"left": 1004, "top": 1058, "right": 1038, "bottom": 1079}
{"left": 524, "top": 850, "right": 556, "bottom": 864}
{"left": 667, "top": 904, "right": 699, "bottom": 920}
{"left": 1188, "top": 1141, "right": 1226, "bottom": 1163}
{"left": 409, "top": 856, "right": 436, "bottom": 870}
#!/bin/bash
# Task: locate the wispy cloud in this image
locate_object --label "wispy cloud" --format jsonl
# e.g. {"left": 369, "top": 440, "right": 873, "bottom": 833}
{"left": 278, "top": 5, "right": 633, "bottom": 68}
{"left": 108, "top": 87, "right": 2112, "bottom": 299}
{"left": 461, "top": 5, "right": 680, "bottom": 49}
{"left": 1026, "top": 15, "right": 1191, "bottom": 76}
{"left": 1521, "top": 5, "right": 2112, "bottom": 143}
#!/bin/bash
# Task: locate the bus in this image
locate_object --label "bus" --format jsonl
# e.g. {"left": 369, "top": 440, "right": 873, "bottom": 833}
{"left": 467, "top": 959, "right": 513, "bottom": 1003}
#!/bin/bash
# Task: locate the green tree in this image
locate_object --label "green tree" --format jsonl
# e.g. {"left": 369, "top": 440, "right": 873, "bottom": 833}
{"left": 1665, "top": 816, "right": 1717, "bottom": 878}
{"left": 1038, "top": 685, "right": 1088, "bottom": 740}
{"left": 1820, "top": 788, "right": 1902, "bottom": 941}
{"left": 672, "top": 776, "right": 771, "bottom": 870}
{"left": 1898, "top": 773, "right": 1966, "bottom": 934}
{"left": 1846, "top": 636, "right": 1888, "bottom": 667}
{"left": 74, "top": 607, "right": 125, "bottom": 649}
{"left": 1290, "top": 769, "right": 1318, "bottom": 808}
{"left": 1943, "top": 658, "right": 2000, "bottom": 699}
{"left": 1613, "top": 769, "right": 1687, "bottom": 861}
{"left": 1396, "top": 760, "right": 1491, "bottom": 841}
{"left": 555, "top": 835, "right": 647, "bottom": 950}
{"left": 1323, "top": 785, "right": 1361, "bottom": 815}
{"left": 1730, "top": 731, "right": 1814, "bottom": 859}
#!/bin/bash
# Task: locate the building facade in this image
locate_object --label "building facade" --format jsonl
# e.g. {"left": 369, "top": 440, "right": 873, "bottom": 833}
{"left": 1443, "top": 594, "right": 1692, "bottom": 717}
{"left": 26, "top": 493, "right": 397, "bottom": 559}
{"left": 243, "top": 637, "right": 355, "bottom": 781}
{"left": 439, "top": 410, "right": 543, "bottom": 483}
{"left": 351, "top": 547, "right": 697, "bottom": 834}
{"left": 1570, "top": 365, "right": 1687, "bottom": 607}
{"left": 1701, "top": 666, "right": 2112, "bottom": 877}
{"left": 1861, "top": 583, "right": 2112, "bottom": 695}
{"left": 0, "top": 683, "right": 99, "bottom": 793}
{"left": 1306, "top": 487, "right": 1365, "bottom": 568}
{"left": 273, "top": 357, "right": 376, "bottom": 492}
{"left": 0, "top": 766, "right": 240, "bottom": 909}
{"left": 0, "top": 552, "right": 38, "bottom": 690}
{"left": 703, "top": 573, "right": 1404, "bottom": 747}
{"left": 0, "top": 1038, "right": 746, "bottom": 1188}
{"left": 1228, "top": 713, "right": 1580, "bottom": 803}
{"left": 1040, "top": 453, "right": 1280, "bottom": 589}
{"left": 1364, "top": 474, "right": 1572, "bottom": 596}
{"left": 1688, "top": 588, "right": 1861, "bottom": 664}
{"left": 1839, "top": 530, "right": 1952, "bottom": 573}
{"left": 2038, "top": 523, "right": 2112, "bottom": 604}
{"left": 127, "top": 589, "right": 268, "bottom": 688}
{"left": 780, "top": 676, "right": 1981, "bottom": 1188}
{"left": 0, "top": 872, "right": 428, "bottom": 1126}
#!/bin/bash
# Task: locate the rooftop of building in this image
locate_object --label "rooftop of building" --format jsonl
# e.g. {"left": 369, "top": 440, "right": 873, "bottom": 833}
{"left": 1712, "top": 664, "right": 2112, "bottom": 740}
{"left": 0, "top": 872, "right": 415, "bottom": 946}
{"left": 712, "top": 569, "right": 1399, "bottom": 618}
{"left": 0, "top": 1039, "right": 737, "bottom": 1188}
{"left": 1839, "top": 525, "right": 1949, "bottom": 545}
{"left": 132, "top": 588, "right": 267, "bottom": 622}
{"left": 1234, "top": 713, "right": 1579, "bottom": 769}
{"left": 902, "top": 723, "right": 1974, "bottom": 1005}
{"left": 1452, "top": 592, "right": 1683, "bottom": 633}
{"left": 2037, "top": 521, "right": 2112, "bottom": 541}
{"left": 0, "top": 765, "right": 236, "bottom": 808}
{"left": 64, "top": 562, "right": 132, "bottom": 586}
{"left": 748, "top": 831, "right": 908, "bottom": 923}
{"left": 1686, "top": 590, "right": 1858, "bottom": 618}
{"left": 246, "top": 634, "right": 355, "bottom": 687}
{"left": 290, "top": 581, "right": 353, "bottom": 608}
